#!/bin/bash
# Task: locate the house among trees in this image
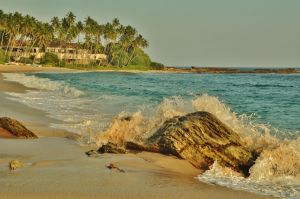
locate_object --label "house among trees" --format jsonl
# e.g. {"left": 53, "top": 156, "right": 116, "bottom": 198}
{"left": 2, "top": 44, "right": 107, "bottom": 64}
{"left": 0, "top": 10, "right": 150, "bottom": 67}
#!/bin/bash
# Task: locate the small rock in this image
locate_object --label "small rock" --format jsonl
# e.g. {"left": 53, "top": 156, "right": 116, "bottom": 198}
{"left": 97, "top": 142, "right": 127, "bottom": 154}
{"left": 85, "top": 150, "right": 100, "bottom": 157}
{"left": 0, "top": 117, "right": 38, "bottom": 138}
{"left": 9, "top": 160, "right": 24, "bottom": 171}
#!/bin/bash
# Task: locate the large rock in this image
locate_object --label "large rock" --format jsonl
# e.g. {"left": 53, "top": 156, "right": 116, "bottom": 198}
{"left": 127, "top": 112, "right": 255, "bottom": 175}
{"left": 0, "top": 117, "right": 38, "bottom": 138}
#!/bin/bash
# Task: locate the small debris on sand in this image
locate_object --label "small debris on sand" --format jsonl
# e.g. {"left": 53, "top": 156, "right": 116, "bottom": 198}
{"left": 106, "top": 163, "right": 125, "bottom": 173}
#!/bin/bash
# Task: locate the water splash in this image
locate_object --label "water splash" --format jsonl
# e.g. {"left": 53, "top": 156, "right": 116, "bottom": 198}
{"left": 81, "top": 94, "right": 300, "bottom": 199}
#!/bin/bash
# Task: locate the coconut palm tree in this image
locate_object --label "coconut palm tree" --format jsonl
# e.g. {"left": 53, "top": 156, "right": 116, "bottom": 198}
{"left": 32, "top": 22, "right": 53, "bottom": 63}
{"left": 0, "top": 10, "right": 8, "bottom": 47}
{"left": 125, "top": 34, "right": 149, "bottom": 66}
{"left": 0, "top": 10, "right": 150, "bottom": 66}
{"left": 5, "top": 12, "right": 23, "bottom": 61}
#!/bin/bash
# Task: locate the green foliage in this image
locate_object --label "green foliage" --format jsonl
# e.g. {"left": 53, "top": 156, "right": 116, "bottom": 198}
{"left": 0, "top": 10, "right": 153, "bottom": 69}
{"left": 0, "top": 49, "right": 7, "bottom": 64}
{"left": 58, "top": 60, "right": 66, "bottom": 67}
{"left": 40, "top": 52, "right": 60, "bottom": 66}
{"left": 130, "top": 48, "right": 151, "bottom": 66}
{"left": 19, "top": 57, "right": 33, "bottom": 64}
{"left": 150, "top": 61, "right": 165, "bottom": 70}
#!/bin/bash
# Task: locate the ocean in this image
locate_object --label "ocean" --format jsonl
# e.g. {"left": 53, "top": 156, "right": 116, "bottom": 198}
{"left": 3, "top": 71, "right": 300, "bottom": 199}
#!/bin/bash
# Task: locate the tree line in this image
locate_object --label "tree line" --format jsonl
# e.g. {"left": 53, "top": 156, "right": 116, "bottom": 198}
{"left": 0, "top": 10, "right": 156, "bottom": 67}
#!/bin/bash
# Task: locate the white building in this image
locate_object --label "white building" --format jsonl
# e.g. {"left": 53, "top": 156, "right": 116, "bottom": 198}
{"left": 3, "top": 44, "right": 107, "bottom": 64}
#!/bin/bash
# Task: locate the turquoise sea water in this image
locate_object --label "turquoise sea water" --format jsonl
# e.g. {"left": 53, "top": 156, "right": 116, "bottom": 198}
{"left": 3, "top": 72, "right": 300, "bottom": 199}
{"left": 35, "top": 72, "right": 300, "bottom": 134}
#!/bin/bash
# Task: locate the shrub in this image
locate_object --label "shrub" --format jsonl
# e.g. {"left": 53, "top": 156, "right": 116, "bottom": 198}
{"left": 40, "top": 52, "right": 60, "bottom": 66}
{"left": 150, "top": 61, "right": 165, "bottom": 70}
{"left": 19, "top": 57, "right": 34, "bottom": 64}
{"left": 130, "top": 49, "right": 151, "bottom": 66}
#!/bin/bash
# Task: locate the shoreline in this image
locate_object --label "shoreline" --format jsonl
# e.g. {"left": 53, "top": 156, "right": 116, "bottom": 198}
{"left": 0, "top": 67, "right": 277, "bottom": 199}
{"left": 1, "top": 64, "right": 299, "bottom": 75}
{"left": 0, "top": 73, "right": 77, "bottom": 138}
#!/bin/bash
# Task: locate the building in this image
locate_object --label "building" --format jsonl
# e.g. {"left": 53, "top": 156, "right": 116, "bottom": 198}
{"left": 2, "top": 44, "right": 107, "bottom": 64}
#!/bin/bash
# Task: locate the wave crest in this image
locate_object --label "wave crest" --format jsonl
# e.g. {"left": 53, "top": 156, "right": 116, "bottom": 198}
{"left": 3, "top": 73, "right": 84, "bottom": 97}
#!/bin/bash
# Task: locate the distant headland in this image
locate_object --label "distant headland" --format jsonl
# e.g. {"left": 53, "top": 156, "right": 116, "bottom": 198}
{"left": 162, "top": 66, "right": 300, "bottom": 74}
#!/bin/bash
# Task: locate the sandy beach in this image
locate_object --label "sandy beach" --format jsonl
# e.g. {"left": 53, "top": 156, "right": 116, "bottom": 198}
{"left": 0, "top": 66, "right": 276, "bottom": 199}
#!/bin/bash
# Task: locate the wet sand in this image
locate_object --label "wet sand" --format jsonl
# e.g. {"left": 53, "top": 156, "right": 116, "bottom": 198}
{"left": 0, "top": 69, "right": 276, "bottom": 199}
{"left": 0, "top": 138, "right": 275, "bottom": 199}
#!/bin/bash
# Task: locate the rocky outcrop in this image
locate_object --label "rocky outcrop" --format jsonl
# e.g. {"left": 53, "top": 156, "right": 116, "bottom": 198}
{"left": 0, "top": 117, "right": 38, "bottom": 138}
{"left": 126, "top": 112, "right": 255, "bottom": 175}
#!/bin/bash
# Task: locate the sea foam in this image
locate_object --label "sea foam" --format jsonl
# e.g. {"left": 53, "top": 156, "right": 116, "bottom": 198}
{"left": 3, "top": 73, "right": 84, "bottom": 97}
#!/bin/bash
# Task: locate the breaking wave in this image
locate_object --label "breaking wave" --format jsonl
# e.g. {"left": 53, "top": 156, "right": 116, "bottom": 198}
{"left": 82, "top": 94, "right": 300, "bottom": 199}
{"left": 3, "top": 73, "right": 84, "bottom": 97}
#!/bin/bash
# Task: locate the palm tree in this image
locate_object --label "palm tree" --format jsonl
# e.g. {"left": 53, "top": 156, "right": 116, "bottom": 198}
{"left": 5, "top": 12, "right": 23, "bottom": 61}
{"left": 32, "top": 22, "right": 53, "bottom": 63}
{"left": 0, "top": 10, "right": 8, "bottom": 47}
{"left": 64, "top": 12, "right": 78, "bottom": 44}
{"left": 117, "top": 25, "right": 137, "bottom": 66}
{"left": 51, "top": 16, "right": 63, "bottom": 45}
{"left": 21, "top": 16, "right": 37, "bottom": 58}
{"left": 76, "top": 21, "right": 83, "bottom": 44}
{"left": 0, "top": 10, "right": 150, "bottom": 66}
{"left": 125, "top": 34, "right": 149, "bottom": 66}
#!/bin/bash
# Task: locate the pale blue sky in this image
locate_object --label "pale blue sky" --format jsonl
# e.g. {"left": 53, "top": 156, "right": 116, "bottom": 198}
{"left": 1, "top": 0, "right": 300, "bottom": 67}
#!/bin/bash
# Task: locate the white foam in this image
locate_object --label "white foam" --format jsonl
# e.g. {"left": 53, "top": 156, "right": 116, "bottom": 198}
{"left": 3, "top": 73, "right": 84, "bottom": 97}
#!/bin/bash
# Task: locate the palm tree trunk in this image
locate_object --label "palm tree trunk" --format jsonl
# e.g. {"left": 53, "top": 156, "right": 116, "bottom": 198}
{"left": 125, "top": 48, "right": 137, "bottom": 66}
{"left": 16, "top": 35, "right": 25, "bottom": 59}
{"left": 5, "top": 34, "right": 13, "bottom": 55}
{"left": 0, "top": 32, "right": 5, "bottom": 47}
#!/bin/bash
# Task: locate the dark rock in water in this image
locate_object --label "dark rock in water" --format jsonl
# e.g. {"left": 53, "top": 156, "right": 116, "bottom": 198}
{"left": 97, "top": 142, "right": 127, "bottom": 154}
{"left": 0, "top": 117, "right": 38, "bottom": 138}
{"left": 127, "top": 112, "right": 255, "bottom": 175}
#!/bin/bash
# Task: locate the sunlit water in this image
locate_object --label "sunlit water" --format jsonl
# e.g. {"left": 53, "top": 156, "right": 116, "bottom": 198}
{"left": 3, "top": 71, "right": 300, "bottom": 199}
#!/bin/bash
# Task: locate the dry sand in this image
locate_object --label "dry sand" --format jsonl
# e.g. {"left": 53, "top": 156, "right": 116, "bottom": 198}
{"left": 0, "top": 64, "right": 75, "bottom": 73}
{"left": 0, "top": 67, "right": 276, "bottom": 199}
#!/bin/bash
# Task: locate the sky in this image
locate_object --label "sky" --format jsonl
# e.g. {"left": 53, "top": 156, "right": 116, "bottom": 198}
{"left": 1, "top": 0, "right": 300, "bottom": 67}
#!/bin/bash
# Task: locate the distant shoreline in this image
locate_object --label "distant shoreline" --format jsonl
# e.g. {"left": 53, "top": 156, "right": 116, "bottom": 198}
{"left": 163, "top": 66, "right": 300, "bottom": 74}
{"left": 0, "top": 64, "right": 299, "bottom": 74}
